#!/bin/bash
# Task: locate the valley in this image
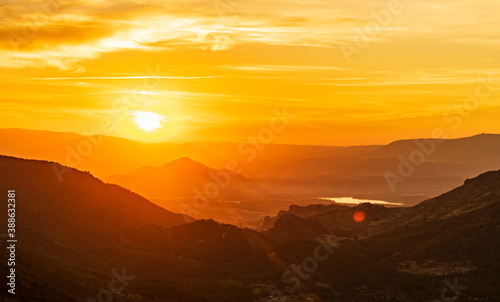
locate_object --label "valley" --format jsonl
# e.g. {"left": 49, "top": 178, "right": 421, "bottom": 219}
{"left": 0, "top": 153, "right": 499, "bottom": 301}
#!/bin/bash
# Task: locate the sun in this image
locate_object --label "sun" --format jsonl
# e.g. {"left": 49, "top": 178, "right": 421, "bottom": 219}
{"left": 133, "top": 111, "right": 165, "bottom": 131}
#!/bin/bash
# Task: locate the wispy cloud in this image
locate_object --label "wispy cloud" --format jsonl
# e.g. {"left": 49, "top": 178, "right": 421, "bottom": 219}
{"left": 24, "top": 76, "right": 220, "bottom": 80}
{"left": 1, "top": 0, "right": 500, "bottom": 68}
{"left": 218, "top": 64, "right": 349, "bottom": 72}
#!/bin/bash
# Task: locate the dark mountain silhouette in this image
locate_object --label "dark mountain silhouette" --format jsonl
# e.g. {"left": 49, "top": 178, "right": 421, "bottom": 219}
{"left": 263, "top": 213, "right": 328, "bottom": 244}
{"left": 260, "top": 168, "right": 500, "bottom": 241}
{"left": 0, "top": 155, "right": 499, "bottom": 301}
{"left": 0, "top": 155, "right": 278, "bottom": 302}
{"left": 264, "top": 170, "right": 500, "bottom": 301}
{"left": 0, "top": 155, "right": 190, "bottom": 233}
{"left": 259, "top": 202, "right": 396, "bottom": 240}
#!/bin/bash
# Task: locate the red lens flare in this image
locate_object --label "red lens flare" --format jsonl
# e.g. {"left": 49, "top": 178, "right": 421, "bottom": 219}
{"left": 353, "top": 211, "right": 365, "bottom": 223}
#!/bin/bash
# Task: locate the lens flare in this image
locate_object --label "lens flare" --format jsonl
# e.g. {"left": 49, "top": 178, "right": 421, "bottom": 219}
{"left": 353, "top": 211, "right": 365, "bottom": 223}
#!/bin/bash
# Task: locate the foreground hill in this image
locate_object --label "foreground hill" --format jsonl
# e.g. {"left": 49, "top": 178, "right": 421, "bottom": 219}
{"left": 1, "top": 155, "right": 499, "bottom": 301}
{"left": 0, "top": 155, "right": 279, "bottom": 302}
{"left": 261, "top": 168, "right": 500, "bottom": 240}
{"left": 0, "top": 155, "right": 190, "bottom": 232}
{"left": 260, "top": 169, "right": 500, "bottom": 301}
{"left": 259, "top": 202, "right": 398, "bottom": 240}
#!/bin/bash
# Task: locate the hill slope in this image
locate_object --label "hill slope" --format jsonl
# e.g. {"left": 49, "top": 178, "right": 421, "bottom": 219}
{"left": 0, "top": 156, "right": 279, "bottom": 302}
{"left": 264, "top": 169, "right": 500, "bottom": 301}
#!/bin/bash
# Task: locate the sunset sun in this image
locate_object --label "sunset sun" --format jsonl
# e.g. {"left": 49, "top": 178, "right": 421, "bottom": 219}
{"left": 133, "top": 111, "right": 165, "bottom": 131}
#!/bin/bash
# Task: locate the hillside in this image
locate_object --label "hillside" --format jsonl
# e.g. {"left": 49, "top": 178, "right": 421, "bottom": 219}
{"left": 262, "top": 170, "right": 500, "bottom": 301}
{"left": 0, "top": 156, "right": 279, "bottom": 302}
{"left": 0, "top": 155, "right": 499, "bottom": 301}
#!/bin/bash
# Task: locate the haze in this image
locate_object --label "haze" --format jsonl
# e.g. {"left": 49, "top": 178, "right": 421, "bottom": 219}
{"left": 1, "top": 0, "right": 499, "bottom": 145}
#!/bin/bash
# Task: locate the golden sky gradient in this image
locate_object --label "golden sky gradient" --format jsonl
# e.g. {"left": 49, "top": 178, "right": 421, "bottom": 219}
{"left": 0, "top": 0, "right": 499, "bottom": 145}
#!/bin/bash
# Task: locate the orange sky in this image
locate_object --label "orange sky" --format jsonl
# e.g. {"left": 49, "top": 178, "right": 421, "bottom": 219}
{"left": 0, "top": 0, "right": 499, "bottom": 145}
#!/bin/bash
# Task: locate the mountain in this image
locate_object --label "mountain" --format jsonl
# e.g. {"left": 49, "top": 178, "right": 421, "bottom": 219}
{"left": 260, "top": 168, "right": 500, "bottom": 241}
{"left": 0, "top": 128, "right": 345, "bottom": 178}
{"left": 262, "top": 213, "right": 328, "bottom": 244}
{"left": 0, "top": 128, "right": 228, "bottom": 178}
{"left": 3, "top": 127, "right": 500, "bottom": 212}
{"left": 259, "top": 134, "right": 500, "bottom": 205}
{"left": 259, "top": 170, "right": 500, "bottom": 301}
{"left": 1, "top": 155, "right": 500, "bottom": 301}
{"left": 0, "top": 155, "right": 280, "bottom": 302}
{"left": 259, "top": 202, "right": 399, "bottom": 241}
{"left": 104, "top": 157, "right": 264, "bottom": 200}
{"left": 104, "top": 157, "right": 288, "bottom": 225}
{"left": 367, "top": 133, "right": 500, "bottom": 164}
{"left": 0, "top": 155, "right": 190, "bottom": 232}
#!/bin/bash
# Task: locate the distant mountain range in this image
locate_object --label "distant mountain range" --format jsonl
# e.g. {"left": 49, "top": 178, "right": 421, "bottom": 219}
{"left": 105, "top": 157, "right": 257, "bottom": 200}
{"left": 0, "top": 155, "right": 499, "bottom": 301}
{"left": 367, "top": 133, "right": 500, "bottom": 165}
{"left": 104, "top": 157, "right": 277, "bottom": 224}
{"left": 259, "top": 166, "right": 500, "bottom": 241}
{"left": 0, "top": 128, "right": 348, "bottom": 177}
{"left": 1, "top": 128, "right": 500, "bottom": 215}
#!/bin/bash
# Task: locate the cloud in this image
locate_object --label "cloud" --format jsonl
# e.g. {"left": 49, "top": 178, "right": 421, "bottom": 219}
{"left": 218, "top": 64, "right": 349, "bottom": 72}
{"left": 25, "top": 75, "right": 220, "bottom": 80}
{"left": 0, "top": 0, "right": 499, "bottom": 70}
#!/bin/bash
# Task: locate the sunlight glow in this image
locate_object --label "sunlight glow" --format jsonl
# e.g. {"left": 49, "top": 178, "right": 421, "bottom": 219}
{"left": 133, "top": 111, "right": 166, "bottom": 131}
